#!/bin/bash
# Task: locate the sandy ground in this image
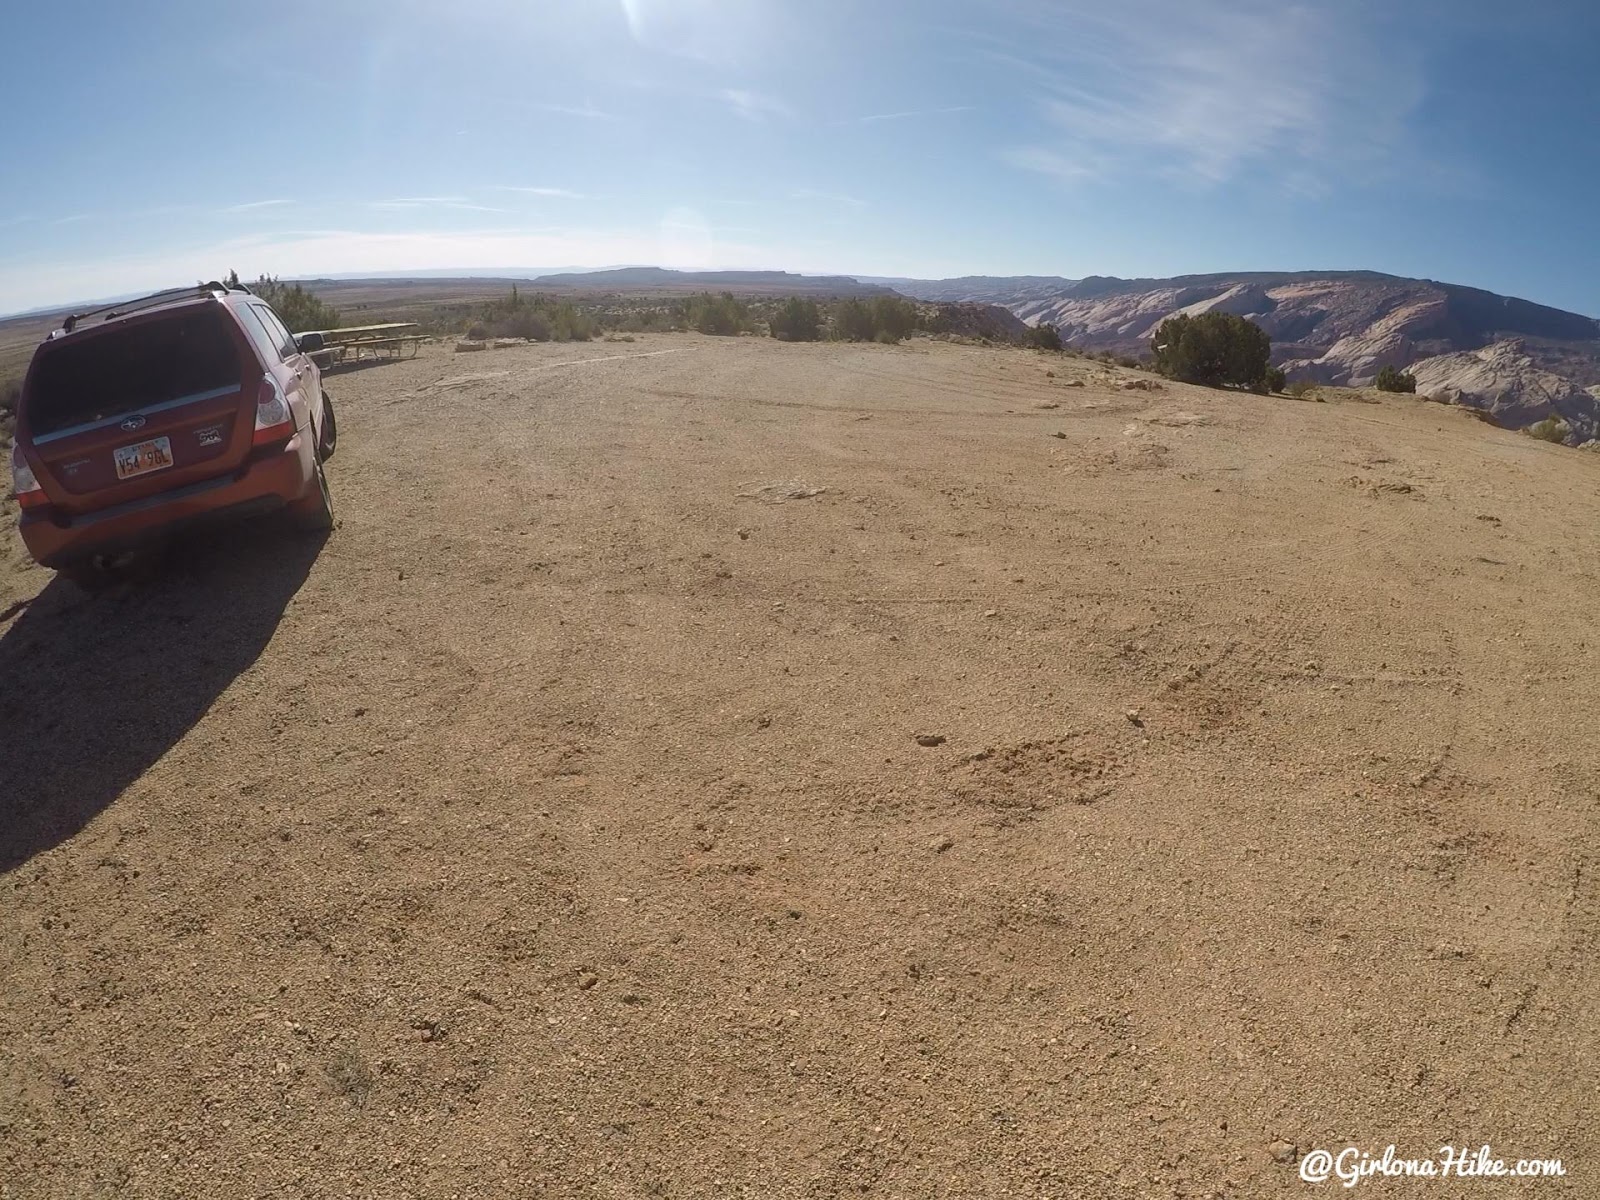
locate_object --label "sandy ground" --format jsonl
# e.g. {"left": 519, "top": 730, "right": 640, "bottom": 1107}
{"left": 1, "top": 334, "right": 1596, "bottom": 1198}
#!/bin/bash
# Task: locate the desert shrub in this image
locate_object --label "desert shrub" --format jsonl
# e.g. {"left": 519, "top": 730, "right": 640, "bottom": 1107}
{"left": 1026, "top": 324, "right": 1063, "bottom": 352}
{"left": 229, "top": 270, "right": 341, "bottom": 332}
{"left": 1374, "top": 365, "right": 1418, "bottom": 393}
{"left": 1149, "top": 312, "right": 1273, "bottom": 392}
{"left": 769, "top": 296, "right": 822, "bottom": 342}
{"left": 681, "top": 292, "right": 749, "bottom": 336}
{"left": 547, "top": 302, "right": 596, "bottom": 341}
{"left": 0, "top": 376, "right": 18, "bottom": 446}
{"left": 494, "top": 310, "right": 552, "bottom": 341}
{"left": 871, "top": 296, "right": 918, "bottom": 343}
{"left": 1527, "top": 415, "right": 1570, "bottom": 444}
{"left": 465, "top": 323, "right": 489, "bottom": 341}
{"left": 1265, "top": 366, "right": 1287, "bottom": 393}
{"left": 612, "top": 306, "right": 673, "bottom": 334}
{"left": 830, "top": 296, "right": 918, "bottom": 343}
{"left": 469, "top": 287, "right": 596, "bottom": 341}
{"left": 832, "top": 298, "right": 878, "bottom": 342}
{"left": 1116, "top": 355, "right": 1143, "bottom": 370}
{"left": 1286, "top": 379, "right": 1316, "bottom": 398}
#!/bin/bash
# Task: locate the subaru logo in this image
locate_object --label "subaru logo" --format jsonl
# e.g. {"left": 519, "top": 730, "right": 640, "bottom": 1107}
{"left": 120, "top": 415, "right": 147, "bottom": 431}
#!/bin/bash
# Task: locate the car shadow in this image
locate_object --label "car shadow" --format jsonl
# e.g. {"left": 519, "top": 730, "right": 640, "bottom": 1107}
{"left": 0, "top": 521, "right": 325, "bottom": 873}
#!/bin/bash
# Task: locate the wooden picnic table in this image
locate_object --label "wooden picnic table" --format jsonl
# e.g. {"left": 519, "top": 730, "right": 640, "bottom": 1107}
{"left": 303, "top": 322, "right": 427, "bottom": 367}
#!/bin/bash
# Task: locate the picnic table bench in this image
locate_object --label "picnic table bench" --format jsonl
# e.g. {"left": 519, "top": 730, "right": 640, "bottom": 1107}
{"left": 301, "top": 322, "right": 427, "bottom": 368}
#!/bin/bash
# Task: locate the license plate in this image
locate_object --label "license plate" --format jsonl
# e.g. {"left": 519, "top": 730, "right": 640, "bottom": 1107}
{"left": 113, "top": 436, "right": 174, "bottom": 480}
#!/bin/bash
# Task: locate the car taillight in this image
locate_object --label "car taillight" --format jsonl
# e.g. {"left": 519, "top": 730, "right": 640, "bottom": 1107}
{"left": 252, "top": 373, "right": 294, "bottom": 447}
{"left": 10, "top": 442, "right": 47, "bottom": 510}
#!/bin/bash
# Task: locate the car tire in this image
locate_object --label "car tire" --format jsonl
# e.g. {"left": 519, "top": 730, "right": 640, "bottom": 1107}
{"left": 318, "top": 392, "right": 337, "bottom": 462}
{"left": 289, "top": 457, "right": 335, "bottom": 533}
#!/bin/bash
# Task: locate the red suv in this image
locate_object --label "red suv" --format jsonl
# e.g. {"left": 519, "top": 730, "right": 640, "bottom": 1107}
{"left": 9, "top": 281, "right": 337, "bottom": 587}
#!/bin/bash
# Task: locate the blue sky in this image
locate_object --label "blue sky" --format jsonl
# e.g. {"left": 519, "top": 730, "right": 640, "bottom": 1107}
{"left": 1, "top": 0, "right": 1596, "bottom": 316}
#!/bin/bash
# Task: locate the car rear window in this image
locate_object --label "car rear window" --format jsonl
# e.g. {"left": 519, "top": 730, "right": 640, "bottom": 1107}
{"left": 25, "top": 305, "right": 243, "bottom": 436}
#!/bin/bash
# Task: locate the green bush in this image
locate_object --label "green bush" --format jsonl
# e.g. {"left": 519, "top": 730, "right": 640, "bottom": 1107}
{"left": 547, "top": 302, "right": 595, "bottom": 341}
{"left": 0, "top": 376, "right": 19, "bottom": 445}
{"left": 228, "top": 270, "right": 341, "bottom": 332}
{"left": 769, "top": 296, "right": 822, "bottom": 342}
{"left": 832, "top": 298, "right": 878, "bottom": 342}
{"left": 1265, "top": 366, "right": 1287, "bottom": 393}
{"left": 1374, "top": 365, "right": 1418, "bottom": 393}
{"left": 681, "top": 292, "right": 749, "bottom": 336}
{"left": 498, "top": 310, "right": 553, "bottom": 341}
{"left": 871, "top": 296, "right": 918, "bottom": 343}
{"left": 470, "top": 286, "right": 596, "bottom": 341}
{"left": 1527, "top": 416, "right": 1570, "bottom": 444}
{"left": 1149, "top": 312, "right": 1273, "bottom": 392}
{"left": 1286, "top": 379, "right": 1316, "bottom": 398}
{"left": 830, "top": 296, "right": 918, "bottom": 343}
{"left": 1025, "top": 324, "right": 1063, "bottom": 352}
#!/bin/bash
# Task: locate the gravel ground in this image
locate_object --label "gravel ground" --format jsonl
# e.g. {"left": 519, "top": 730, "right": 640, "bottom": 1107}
{"left": 2, "top": 333, "right": 1596, "bottom": 1198}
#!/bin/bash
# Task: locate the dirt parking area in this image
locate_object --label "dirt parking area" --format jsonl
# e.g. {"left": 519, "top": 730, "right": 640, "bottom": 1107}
{"left": 2, "top": 334, "right": 1597, "bottom": 1197}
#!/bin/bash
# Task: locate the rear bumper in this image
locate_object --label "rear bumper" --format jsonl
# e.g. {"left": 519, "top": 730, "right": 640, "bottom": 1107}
{"left": 19, "top": 430, "right": 318, "bottom": 568}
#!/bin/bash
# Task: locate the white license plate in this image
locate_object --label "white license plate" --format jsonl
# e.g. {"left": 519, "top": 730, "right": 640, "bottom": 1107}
{"left": 113, "top": 436, "right": 174, "bottom": 480}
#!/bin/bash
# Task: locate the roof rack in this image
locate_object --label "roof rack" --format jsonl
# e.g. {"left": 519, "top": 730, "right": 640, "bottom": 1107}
{"left": 58, "top": 280, "right": 247, "bottom": 334}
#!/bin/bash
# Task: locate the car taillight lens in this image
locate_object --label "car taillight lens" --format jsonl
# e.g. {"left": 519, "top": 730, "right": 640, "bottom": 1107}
{"left": 252, "top": 373, "right": 294, "bottom": 446}
{"left": 10, "top": 442, "right": 47, "bottom": 510}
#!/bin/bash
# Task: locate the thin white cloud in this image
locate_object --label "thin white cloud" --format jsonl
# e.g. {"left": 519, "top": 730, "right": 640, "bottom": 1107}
{"left": 991, "top": 0, "right": 1425, "bottom": 190}
{"left": 53, "top": 214, "right": 93, "bottom": 226}
{"left": 791, "top": 188, "right": 867, "bottom": 209}
{"left": 997, "top": 147, "right": 1107, "bottom": 187}
{"left": 226, "top": 199, "right": 293, "bottom": 212}
{"left": 496, "top": 186, "right": 587, "bottom": 199}
{"left": 721, "top": 88, "right": 792, "bottom": 123}
{"left": 371, "top": 197, "right": 506, "bottom": 213}
{"left": 847, "top": 105, "right": 974, "bottom": 124}
{"left": 534, "top": 102, "right": 620, "bottom": 122}
{"left": 620, "top": 0, "right": 783, "bottom": 66}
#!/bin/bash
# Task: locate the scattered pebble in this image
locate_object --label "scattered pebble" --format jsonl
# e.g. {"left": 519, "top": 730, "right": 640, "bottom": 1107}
{"left": 915, "top": 734, "right": 946, "bottom": 747}
{"left": 1269, "top": 1141, "right": 1298, "bottom": 1164}
{"left": 934, "top": 837, "right": 955, "bottom": 853}
{"left": 578, "top": 971, "right": 599, "bottom": 991}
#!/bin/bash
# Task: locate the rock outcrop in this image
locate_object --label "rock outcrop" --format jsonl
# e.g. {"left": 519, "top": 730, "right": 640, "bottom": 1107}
{"left": 1408, "top": 341, "right": 1600, "bottom": 441}
{"left": 890, "top": 271, "right": 1600, "bottom": 441}
{"left": 922, "top": 302, "right": 1031, "bottom": 344}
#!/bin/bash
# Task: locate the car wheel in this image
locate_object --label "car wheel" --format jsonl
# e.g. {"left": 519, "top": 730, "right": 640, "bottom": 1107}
{"left": 317, "top": 392, "right": 338, "bottom": 462}
{"left": 289, "top": 457, "right": 335, "bottom": 532}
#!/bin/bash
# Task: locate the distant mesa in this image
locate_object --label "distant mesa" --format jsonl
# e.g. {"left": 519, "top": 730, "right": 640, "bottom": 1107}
{"left": 530, "top": 267, "right": 892, "bottom": 296}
